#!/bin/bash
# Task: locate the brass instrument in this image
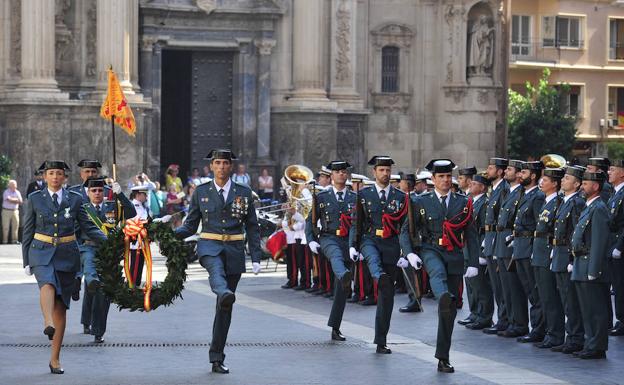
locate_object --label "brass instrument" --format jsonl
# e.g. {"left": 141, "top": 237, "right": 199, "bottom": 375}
{"left": 540, "top": 154, "right": 567, "bottom": 168}
{"left": 281, "top": 165, "right": 314, "bottom": 227}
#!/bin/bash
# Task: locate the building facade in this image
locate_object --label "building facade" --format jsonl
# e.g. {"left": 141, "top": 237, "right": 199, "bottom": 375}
{"left": 509, "top": 0, "right": 624, "bottom": 159}
{"left": 0, "top": 0, "right": 506, "bottom": 190}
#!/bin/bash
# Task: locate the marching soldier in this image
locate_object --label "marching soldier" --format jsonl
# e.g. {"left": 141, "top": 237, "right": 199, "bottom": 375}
{"left": 78, "top": 177, "right": 136, "bottom": 343}
{"left": 531, "top": 168, "right": 565, "bottom": 348}
{"left": 571, "top": 170, "right": 611, "bottom": 359}
{"left": 399, "top": 159, "right": 479, "bottom": 373}
{"left": 494, "top": 160, "right": 528, "bottom": 338}
{"left": 482, "top": 158, "right": 510, "bottom": 335}
{"left": 464, "top": 173, "right": 494, "bottom": 330}
{"left": 550, "top": 166, "right": 586, "bottom": 354}
{"left": 512, "top": 161, "right": 546, "bottom": 344}
{"left": 306, "top": 161, "right": 356, "bottom": 341}
{"left": 22, "top": 160, "right": 107, "bottom": 374}
{"left": 607, "top": 160, "right": 624, "bottom": 336}
{"left": 173, "top": 149, "right": 262, "bottom": 374}
{"left": 349, "top": 156, "right": 408, "bottom": 354}
{"left": 586, "top": 157, "right": 612, "bottom": 202}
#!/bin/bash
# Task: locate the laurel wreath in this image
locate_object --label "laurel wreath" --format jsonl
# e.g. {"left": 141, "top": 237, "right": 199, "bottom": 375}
{"left": 95, "top": 222, "right": 188, "bottom": 312}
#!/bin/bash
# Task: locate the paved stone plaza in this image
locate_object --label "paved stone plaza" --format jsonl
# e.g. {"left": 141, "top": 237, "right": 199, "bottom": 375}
{"left": 1, "top": 245, "right": 623, "bottom": 385}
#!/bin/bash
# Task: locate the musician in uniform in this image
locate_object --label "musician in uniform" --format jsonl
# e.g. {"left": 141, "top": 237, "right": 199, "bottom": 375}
{"left": 570, "top": 170, "right": 611, "bottom": 359}
{"left": 307, "top": 161, "right": 356, "bottom": 340}
{"left": 22, "top": 160, "right": 107, "bottom": 374}
{"left": 531, "top": 168, "right": 565, "bottom": 348}
{"left": 482, "top": 158, "right": 510, "bottom": 335}
{"left": 349, "top": 155, "right": 408, "bottom": 354}
{"left": 399, "top": 159, "right": 479, "bottom": 373}
{"left": 550, "top": 166, "right": 586, "bottom": 354}
{"left": 174, "top": 149, "right": 262, "bottom": 374}
{"left": 607, "top": 160, "right": 624, "bottom": 336}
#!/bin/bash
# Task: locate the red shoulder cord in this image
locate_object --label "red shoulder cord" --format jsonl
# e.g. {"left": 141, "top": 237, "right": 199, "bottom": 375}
{"left": 440, "top": 197, "right": 473, "bottom": 251}
{"left": 381, "top": 194, "right": 410, "bottom": 238}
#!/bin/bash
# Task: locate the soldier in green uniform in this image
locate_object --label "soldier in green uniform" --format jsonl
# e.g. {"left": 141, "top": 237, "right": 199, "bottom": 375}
{"left": 606, "top": 160, "right": 624, "bottom": 336}
{"left": 531, "top": 168, "right": 565, "bottom": 348}
{"left": 550, "top": 166, "right": 586, "bottom": 354}
{"left": 482, "top": 158, "right": 510, "bottom": 335}
{"left": 400, "top": 159, "right": 479, "bottom": 373}
{"left": 571, "top": 171, "right": 611, "bottom": 359}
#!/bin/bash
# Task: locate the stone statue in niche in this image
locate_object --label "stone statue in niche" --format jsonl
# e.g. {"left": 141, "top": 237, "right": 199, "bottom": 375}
{"left": 467, "top": 14, "right": 494, "bottom": 77}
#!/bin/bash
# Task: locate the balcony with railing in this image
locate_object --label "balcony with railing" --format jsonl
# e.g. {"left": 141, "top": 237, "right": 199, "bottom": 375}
{"left": 510, "top": 38, "right": 585, "bottom": 65}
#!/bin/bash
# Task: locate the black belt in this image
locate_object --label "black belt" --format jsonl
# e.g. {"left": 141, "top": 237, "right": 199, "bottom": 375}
{"left": 496, "top": 226, "right": 512, "bottom": 232}
{"left": 572, "top": 248, "right": 589, "bottom": 257}
{"left": 534, "top": 231, "right": 552, "bottom": 239}
{"left": 550, "top": 238, "right": 568, "bottom": 246}
{"left": 513, "top": 230, "right": 533, "bottom": 238}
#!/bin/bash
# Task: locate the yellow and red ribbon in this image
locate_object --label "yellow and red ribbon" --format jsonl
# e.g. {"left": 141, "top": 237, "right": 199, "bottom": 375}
{"left": 123, "top": 218, "right": 153, "bottom": 311}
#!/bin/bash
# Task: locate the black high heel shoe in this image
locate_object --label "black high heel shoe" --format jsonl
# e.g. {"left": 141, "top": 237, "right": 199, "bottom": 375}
{"left": 49, "top": 362, "right": 64, "bottom": 374}
{"left": 43, "top": 326, "right": 55, "bottom": 341}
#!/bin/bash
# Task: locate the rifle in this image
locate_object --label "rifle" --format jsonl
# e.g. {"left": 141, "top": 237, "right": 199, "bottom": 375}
{"left": 355, "top": 187, "right": 363, "bottom": 252}
{"left": 310, "top": 182, "right": 319, "bottom": 239}
{"left": 506, "top": 187, "right": 525, "bottom": 272}
{"left": 406, "top": 192, "right": 423, "bottom": 310}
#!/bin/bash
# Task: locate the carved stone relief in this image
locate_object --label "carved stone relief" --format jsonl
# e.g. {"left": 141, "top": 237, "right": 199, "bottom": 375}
{"left": 335, "top": 0, "right": 351, "bottom": 81}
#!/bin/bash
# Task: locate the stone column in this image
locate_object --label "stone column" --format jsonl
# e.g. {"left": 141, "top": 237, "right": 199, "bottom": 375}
{"left": 289, "top": 0, "right": 334, "bottom": 107}
{"left": 329, "top": 0, "right": 362, "bottom": 109}
{"left": 17, "top": 0, "right": 65, "bottom": 97}
{"left": 255, "top": 39, "right": 275, "bottom": 159}
{"left": 95, "top": 0, "right": 140, "bottom": 95}
{"left": 139, "top": 36, "right": 157, "bottom": 98}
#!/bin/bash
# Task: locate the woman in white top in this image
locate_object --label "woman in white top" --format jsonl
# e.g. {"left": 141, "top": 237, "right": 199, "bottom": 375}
{"left": 258, "top": 168, "right": 274, "bottom": 200}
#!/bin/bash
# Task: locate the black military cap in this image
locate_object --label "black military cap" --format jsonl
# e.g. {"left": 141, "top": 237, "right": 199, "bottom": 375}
{"left": 522, "top": 161, "right": 544, "bottom": 170}
{"left": 401, "top": 173, "right": 416, "bottom": 183}
{"left": 425, "top": 159, "right": 456, "bottom": 174}
{"left": 489, "top": 157, "right": 509, "bottom": 167}
{"left": 583, "top": 171, "right": 607, "bottom": 183}
{"left": 611, "top": 159, "right": 624, "bottom": 168}
{"left": 458, "top": 166, "right": 477, "bottom": 176}
{"left": 543, "top": 168, "right": 565, "bottom": 180}
{"left": 368, "top": 155, "right": 395, "bottom": 167}
{"left": 327, "top": 161, "right": 352, "bottom": 171}
{"left": 587, "top": 157, "right": 610, "bottom": 170}
{"left": 473, "top": 174, "right": 490, "bottom": 186}
{"left": 565, "top": 165, "right": 586, "bottom": 180}
{"left": 508, "top": 160, "right": 524, "bottom": 170}
{"left": 77, "top": 159, "right": 102, "bottom": 169}
{"left": 42, "top": 160, "right": 70, "bottom": 171}
{"left": 205, "top": 149, "right": 238, "bottom": 161}
{"left": 84, "top": 177, "right": 106, "bottom": 188}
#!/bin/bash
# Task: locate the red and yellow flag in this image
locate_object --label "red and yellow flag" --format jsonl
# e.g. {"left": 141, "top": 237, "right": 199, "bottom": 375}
{"left": 100, "top": 68, "right": 136, "bottom": 137}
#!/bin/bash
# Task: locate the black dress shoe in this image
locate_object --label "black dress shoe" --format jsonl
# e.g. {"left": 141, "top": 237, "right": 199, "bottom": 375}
{"left": 399, "top": 299, "right": 422, "bottom": 313}
{"left": 424, "top": 291, "right": 435, "bottom": 299}
{"left": 483, "top": 326, "right": 501, "bottom": 335}
{"left": 457, "top": 316, "right": 475, "bottom": 326}
{"left": 550, "top": 344, "right": 566, "bottom": 352}
{"left": 376, "top": 345, "right": 392, "bottom": 354}
{"left": 305, "top": 285, "right": 320, "bottom": 293}
{"left": 535, "top": 340, "right": 561, "bottom": 349}
{"left": 71, "top": 277, "right": 81, "bottom": 301}
{"left": 359, "top": 297, "right": 376, "bottom": 306}
{"left": 562, "top": 343, "right": 584, "bottom": 354}
{"left": 466, "top": 321, "right": 492, "bottom": 330}
{"left": 211, "top": 361, "right": 229, "bottom": 374}
{"left": 577, "top": 349, "right": 606, "bottom": 360}
{"left": 218, "top": 292, "right": 236, "bottom": 311}
{"left": 347, "top": 295, "right": 361, "bottom": 303}
{"left": 437, "top": 359, "right": 455, "bottom": 373}
{"left": 281, "top": 282, "right": 295, "bottom": 289}
{"left": 499, "top": 327, "right": 528, "bottom": 338}
{"left": 293, "top": 285, "right": 306, "bottom": 291}
{"left": 609, "top": 326, "right": 624, "bottom": 336}
{"left": 94, "top": 335, "right": 104, "bottom": 344}
{"left": 313, "top": 289, "right": 326, "bottom": 295}
{"left": 331, "top": 329, "right": 346, "bottom": 341}
{"left": 43, "top": 326, "right": 55, "bottom": 340}
{"left": 340, "top": 272, "right": 352, "bottom": 294}
{"left": 87, "top": 279, "right": 101, "bottom": 294}
{"left": 83, "top": 325, "right": 92, "bottom": 335}
{"left": 49, "top": 363, "right": 64, "bottom": 374}
{"left": 517, "top": 333, "right": 544, "bottom": 343}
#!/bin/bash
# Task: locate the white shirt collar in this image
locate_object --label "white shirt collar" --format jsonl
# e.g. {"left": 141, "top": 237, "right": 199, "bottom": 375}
{"left": 47, "top": 188, "right": 63, "bottom": 204}
{"left": 492, "top": 178, "right": 503, "bottom": 191}
{"left": 615, "top": 181, "right": 624, "bottom": 193}
{"left": 375, "top": 183, "right": 390, "bottom": 198}
{"left": 472, "top": 193, "right": 485, "bottom": 202}
{"left": 563, "top": 191, "right": 578, "bottom": 203}
{"left": 214, "top": 179, "right": 232, "bottom": 200}
{"left": 434, "top": 189, "right": 451, "bottom": 205}
{"left": 586, "top": 196, "right": 599, "bottom": 207}
{"left": 524, "top": 185, "right": 538, "bottom": 194}
{"left": 545, "top": 192, "right": 558, "bottom": 204}
{"left": 332, "top": 186, "right": 347, "bottom": 198}
{"left": 509, "top": 183, "right": 521, "bottom": 193}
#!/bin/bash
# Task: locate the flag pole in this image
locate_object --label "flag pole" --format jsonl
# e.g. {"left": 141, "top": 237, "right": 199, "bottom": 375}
{"left": 111, "top": 113, "right": 117, "bottom": 181}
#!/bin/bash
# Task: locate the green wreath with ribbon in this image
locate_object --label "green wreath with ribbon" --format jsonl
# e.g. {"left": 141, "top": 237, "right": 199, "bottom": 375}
{"left": 95, "top": 221, "right": 188, "bottom": 312}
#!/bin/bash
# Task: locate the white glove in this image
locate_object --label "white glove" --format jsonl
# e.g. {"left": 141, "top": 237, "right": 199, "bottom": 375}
{"left": 308, "top": 241, "right": 320, "bottom": 254}
{"left": 505, "top": 235, "right": 513, "bottom": 243}
{"left": 349, "top": 247, "right": 359, "bottom": 262}
{"left": 112, "top": 182, "right": 122, "bottom": 194}
{"left": 508, "top": 240, "right": 514, "bottom": 247}
{"left": 478, "top": 257, "right": 487, "bottom": 266}
{"left": 481, "top": 239, "right": 485, "bottom": 248}
{"left": 281, "top": 220, "right": 289, "bottom": 231}
{"left": 464, "top": 266, "right": 479, "bottom": 278}
{"left": 24, "top": 265, "right": 32, "bottom": 276}
{"left": 358, "top": 253, "right": 364, "bottom": 261}
{"left": 588, "top": 274, "right": 596, "bottom": 281}
{"left": 567, "top": 264, "right": 573, "bottom": 273}
{"left": 550, "top": 249, "right": 554, "bottom": 259}
{"left": 406, "top": 253, "right": 422, "bottom": 270}
{"left": 252, "top": 262, "right": 261, "bottom": 275}
{"left": 397, "top": 257, "right": 409, "bottom": 268}
{"left": 613, "top": 248, "right": 622, "bottom": 259}
{"left": 153, "top": 214, "right": 172, "bottom": 223}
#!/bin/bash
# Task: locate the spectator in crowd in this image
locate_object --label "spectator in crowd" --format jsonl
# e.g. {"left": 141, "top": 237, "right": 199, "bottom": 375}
{"left": 232, "top": 163, "right": 251, "bottom": 186}
{"left": 188, "top": 168, "right": 202, "bottom": 186}
{"left": 149, "top": 181, "right": 163, "bottom": 218}
{"left": 201, "top": 165, "right": 213, "bottom": 183}
{"left": 166, "top": 184, "right": 184, "bottom": 228}
{"left": 2, "top": 180, "right": 23, "bottom": 244}
{"left": 165, "top": 164, "right": 183, "bottom": 193}
{"left": 258, "top": 168, "right": 274, "bottom": 200}
{"left": 26, "top": 169, "right": 45, "bottom": 197}
{"left": 128, "top": 172, "right": 157, "bottom": 191}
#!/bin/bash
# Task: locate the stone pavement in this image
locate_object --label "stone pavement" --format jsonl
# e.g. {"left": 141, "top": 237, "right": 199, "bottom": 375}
{"left": 1, "top": 244, "right": 623, "bottom": 385}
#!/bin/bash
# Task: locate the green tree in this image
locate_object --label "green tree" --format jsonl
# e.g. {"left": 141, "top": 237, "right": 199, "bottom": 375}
{"left": 608, "top": 142, "right": 624, "bottom": 160}
{"left": 508, "top": 68, "right": 577, "bottom": 160}
{"left": 0, "top": 155, "right": 11, "bottom": 192}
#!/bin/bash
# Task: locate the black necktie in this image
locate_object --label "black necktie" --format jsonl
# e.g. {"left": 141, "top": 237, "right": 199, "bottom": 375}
{"left": 219, "top": 189, "right": 225, "bottom": 205}
{"left": 440, "top": 195, "right": 448, "bottom": 213}
{"left": 337, "top": 191, "right": 344, "bottom": 202}
{"left": 95, "top": 205, "right": 101, "bottom": 216}
{"left": 380, "top": 189, "right": 386, "bottom": 205}
{"left": 52, "top": 193, "right": 59, "bottom": 209}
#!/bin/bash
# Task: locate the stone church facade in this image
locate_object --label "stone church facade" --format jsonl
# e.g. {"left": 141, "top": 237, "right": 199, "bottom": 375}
{"left": 0, "top": 0, "right": 506, "bottom": 188}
